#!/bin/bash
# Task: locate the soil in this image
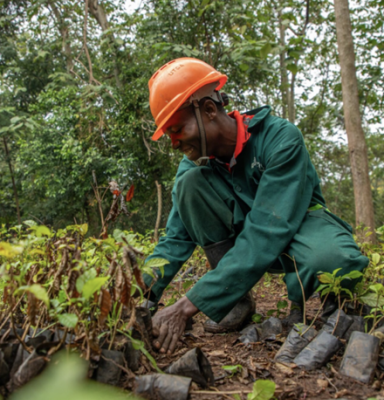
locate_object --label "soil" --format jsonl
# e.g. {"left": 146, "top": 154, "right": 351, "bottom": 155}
{"left": 151, "top": 276, "right": 384, "bottom": 400}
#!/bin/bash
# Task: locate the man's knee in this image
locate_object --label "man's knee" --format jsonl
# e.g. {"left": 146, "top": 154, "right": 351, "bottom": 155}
{"left": 306, "top": 239, "right": 368, "bottom": 277}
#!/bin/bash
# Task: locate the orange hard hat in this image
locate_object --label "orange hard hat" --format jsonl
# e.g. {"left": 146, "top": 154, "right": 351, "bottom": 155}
{"left": 148, "top": 58, "right": 227, "bottom": 141}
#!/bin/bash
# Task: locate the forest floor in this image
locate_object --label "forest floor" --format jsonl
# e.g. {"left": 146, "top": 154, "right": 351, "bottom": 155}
{"left": 150, "top": 276, "right": 384, "bottom": 400}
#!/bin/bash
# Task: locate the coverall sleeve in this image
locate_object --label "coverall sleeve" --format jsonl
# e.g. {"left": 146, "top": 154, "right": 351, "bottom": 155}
{"left": 143, "top": 159, "right": 197, "bottom": 303}
{"left": 186, "top": 128, "right": 314, "bottom": 322}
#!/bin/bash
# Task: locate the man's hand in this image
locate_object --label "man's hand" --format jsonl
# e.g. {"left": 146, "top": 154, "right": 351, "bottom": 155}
{"left": 152, "top": 296, "right": 199, "bottom": 355}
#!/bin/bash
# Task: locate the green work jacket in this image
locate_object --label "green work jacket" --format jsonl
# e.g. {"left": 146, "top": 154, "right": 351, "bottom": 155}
{"left": 144, "top": 106, "right": 326, "bottom": 322}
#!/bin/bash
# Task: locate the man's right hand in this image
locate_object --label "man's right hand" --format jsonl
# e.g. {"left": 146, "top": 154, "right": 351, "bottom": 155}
{"left": 152, "top": 296, "right": 199, "bottom": 355}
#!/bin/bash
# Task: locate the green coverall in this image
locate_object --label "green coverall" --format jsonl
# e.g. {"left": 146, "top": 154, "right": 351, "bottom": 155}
{"left": 143, "top": 106, "right": 369, "bottom": 323}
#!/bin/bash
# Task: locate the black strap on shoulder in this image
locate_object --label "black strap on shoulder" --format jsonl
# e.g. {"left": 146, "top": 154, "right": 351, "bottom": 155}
{"left": 192, "top": 100, "right": 209, "bottom": 166}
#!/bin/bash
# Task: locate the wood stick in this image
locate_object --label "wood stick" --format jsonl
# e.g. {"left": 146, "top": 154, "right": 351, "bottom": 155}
{"left": 154, "top": 180, "right": 162, "bottom": 242}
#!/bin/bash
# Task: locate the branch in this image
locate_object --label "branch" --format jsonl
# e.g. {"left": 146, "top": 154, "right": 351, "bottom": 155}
{"left": 83, "top": 0, "right": 94, "bottom": 84}
{"left": 154, "top": 181, "right": 162, "bottom": 242}
{"left": 47, "top": 0, "right": 73, "bottom": 71}
{"left": 87, "top": 0, "right": 122, "bottom": 89}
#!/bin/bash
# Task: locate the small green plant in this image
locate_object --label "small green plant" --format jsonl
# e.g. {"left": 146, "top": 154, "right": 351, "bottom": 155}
{"left": 299, "top": 268, "right": 363, "bottom": 336}
{"left": 252, "top": 313, "right": 263, "bottom": 323}
{"left": 9, "top": 351, "right": 140, "bottom": 400}
{"left": 247, "top": 379, "right": 276, "bottom": 400}
{"left": 359, "top": 283, "right": 384, "bottom": 332}
{"left": 317, "top": 268, "right": 363, "bottom": 302}
{"left": 0, "top": 223, "right": 169, "bottom": 364}
{"left": 222, "top": 364, "right": 243, "bottom": 378}
{"left": 266, "top": 300, "right": 288, "bottom": 318}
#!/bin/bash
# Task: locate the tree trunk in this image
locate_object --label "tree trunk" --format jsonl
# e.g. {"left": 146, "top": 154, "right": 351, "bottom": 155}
{"left": 3, "top": 136, "right": 21, "bottom": 224}
{"left": 289, "top": 71, "right": 296, "bottom": 123}
{"left": 48, "top": 1, "right": 73, "bottom": 72}
{"left": 87, "top": 0, "right": 122, "bottom": 89}
{"left": 334, "top": 0, "right": 376, "bottom": 242}
{"left": 278, "top": 6, "right": 289, "bottom": 120}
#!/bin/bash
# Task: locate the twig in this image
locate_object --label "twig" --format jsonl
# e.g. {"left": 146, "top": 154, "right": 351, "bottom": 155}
{"left": 125, "top": 300, "right": 136, "bottom": 331}
{"left": 108, "top": 304, "right": 123, "bottom": 351}
{"left": 141, "top": 130, "right": 154, "bottom": 160}
{"left": 0, "top": 295, "right": 24, "bottom": 331}
{"left": 21, "top": 322, "right": 30, "bottom": 341}
{"left": 332, "top": 297, "right": 347, "bottom": 336}
{"left": 28, "top": 213, "right": 45, "bottom": 225}
{"left": 11, "top": 313, "right": 32, "bottom": 354}
{"left": 191, "top": 390, "right": 252, "bottom": 395}
{"left": 283, "top": 253, "right": 306, "bottom": 323}
{"left": 301, "top": 292, "right": 330, "bottom": 336}
{"left": 324, "top": 375, "right": 338, "bottom": 392}
{"left": 370, "top": 314, "right": 384, "bottom": 334}
{"left": 48, "top": 328, "right": 68, "bottom": 356}
{"left": 91, "top": 171, "right": 105, "bottom": 234}
{"left": 154, "top": 181, "right": 162, "bottom": 242}
{"left": 101, "top": 355, "right": 132, "bottom": 375}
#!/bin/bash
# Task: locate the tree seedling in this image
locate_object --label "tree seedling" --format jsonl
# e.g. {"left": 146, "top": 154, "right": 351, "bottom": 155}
{"left": 222, "top": 364, "right": 243, "bottom": 378}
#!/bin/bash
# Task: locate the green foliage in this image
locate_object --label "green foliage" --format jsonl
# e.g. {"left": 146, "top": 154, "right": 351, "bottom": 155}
{"left": 9, "top": 352, "right": 138, "bottom": 400}
{"left": 117, "top": 329, "right": 163, "bottom": 374}
{"left": 316, "top": 268, "right": 363, "bottom": 299}
{"left": 267, "top": 300, "right": 288, "bottom": 318}
{"left": 58, "top": 313, "right": 78, "bottom": 328}
{"left": 82, "top": 277, "right": 109, "bottom": 299}
{"left": 247, "top": 380, "right": 276, "bottom": 400}
{"left": 15, "top": 284, "right": 49, "bottom": 307}
{"left": 0, "top": 223, "right": 169, "bottom": 360}
{"left": 222, "top": 364, "right": 243, "bottom": 378}
{"left": 1, "top": 0, "right": 384, "bottom": 233}
{"left": 252, "top": 313, "right": 263, "bottom": 323}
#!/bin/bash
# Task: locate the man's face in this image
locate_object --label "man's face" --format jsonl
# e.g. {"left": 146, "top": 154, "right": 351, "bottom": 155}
{"left": 164, "top": 106, "right": 202, "bottom": 161}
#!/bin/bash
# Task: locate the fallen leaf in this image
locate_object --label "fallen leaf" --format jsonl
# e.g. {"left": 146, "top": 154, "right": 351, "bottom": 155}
{"left": 282, "top": 379, "right": 296, "bottom": 386}
{"left": 335, "top": 389, "right": 351, "bottom": 398}
{"left": 275, "top": 362, "right": 294, "bottom": 376}
{"left": 126, "top": 185, "right": 135, "bottom": 202}
{"left": 208, "top": 350, "right": 226, "bottom": 358}
{"left": 316, "top": 379, "right": 328, "bottom": 390}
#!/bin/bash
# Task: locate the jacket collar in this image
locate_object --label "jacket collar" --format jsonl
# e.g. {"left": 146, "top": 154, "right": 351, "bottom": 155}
{"left": 246, "top": 106, "right": 271, "bottom": 129}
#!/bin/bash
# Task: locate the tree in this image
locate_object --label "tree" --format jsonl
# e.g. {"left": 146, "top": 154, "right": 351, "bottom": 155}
{"left": 333, "top": 0, "right": 376, "bottom": 242}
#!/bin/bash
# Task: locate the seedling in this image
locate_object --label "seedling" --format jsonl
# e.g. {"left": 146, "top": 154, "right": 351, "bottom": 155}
{"left": 247, "top": 379, "right": 276, "bottom": 400}
{"left": 267, "top": 300, "right": 288, "bottom": 318}
{"left": 252, "top": 313, "right": 263, "bottom": 323}
{"left": 0, "top": 222, "right": 169, "bottom": 363}
{"left": 222, "top": 364, "right": 243, "bottom": 378}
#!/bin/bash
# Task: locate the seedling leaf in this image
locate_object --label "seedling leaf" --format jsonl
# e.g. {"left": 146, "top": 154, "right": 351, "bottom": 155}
{"left": 222, "top": 364, "right": 243, "bottom": 378}
{"left": 58, "top": 313, "right": 78, "bottom": 328}
{"left": 16, "top": 284, "right": 49, "bottom": 307}
{"left": 82, "top": 277, "right": 109, "bottom": 299}
{"left": 372, "top": 253, "right": 380, "bottom": 265}
{"left": 76, "top": 268, "right": 97, "bottom": 293}
{"left": 247, "top": 379, "right": 276, "bottom": 400}
{"left": 360, "top": 292, "right": 384, "bottom": 308}
{"left": 0, "top": 242, "right": 23, "bottom": 258}
{"left": 252, "top": 313, "right": 263, "bottom": 323}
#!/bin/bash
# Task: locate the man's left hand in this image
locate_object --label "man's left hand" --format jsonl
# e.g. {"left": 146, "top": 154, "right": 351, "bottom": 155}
{"left": 152, "top": 296, "right": 199, "bottom": 355}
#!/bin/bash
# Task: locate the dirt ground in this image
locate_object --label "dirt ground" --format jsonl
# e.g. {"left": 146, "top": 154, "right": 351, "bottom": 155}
{"left": 151, "top": 276, "right": 384, "bottom": 400}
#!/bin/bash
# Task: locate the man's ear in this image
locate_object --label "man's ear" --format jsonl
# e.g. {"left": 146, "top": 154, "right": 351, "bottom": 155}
{"left": 201, "top": 99, "right": 218, "bottom": 121}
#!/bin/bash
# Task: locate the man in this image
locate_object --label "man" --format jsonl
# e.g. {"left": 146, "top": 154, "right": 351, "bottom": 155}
{"left": 142, "top": 58, "right": 368, "bottom": 355}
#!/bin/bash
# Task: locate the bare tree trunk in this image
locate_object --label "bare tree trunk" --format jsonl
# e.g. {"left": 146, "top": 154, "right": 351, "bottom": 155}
{"left": 154, "top": 181, "right": 162, "bottom": 242}
{"left": 48, "top": 1, "right": 73, "bottom": 72}
{"left": 334, "top": 0, "right": 376, "bottom": 242}
{"left": 3, "top": 137, "right": 21, "bottom": 224}
{"left": 278, "top": 6, "right": 289, "bottom": 120}
{"left": 289, "top": 72, "right": 296, "bottom": 123}
{"left": 87, "top": 0, "right": 122, "bottom": 89}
